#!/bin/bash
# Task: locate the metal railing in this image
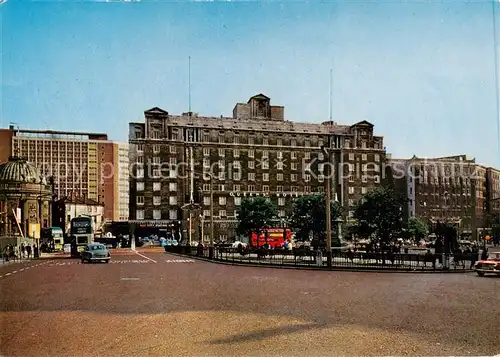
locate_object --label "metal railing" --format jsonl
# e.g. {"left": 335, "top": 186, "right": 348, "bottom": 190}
{"left": 164, "top": 245, "right": 477, "bottom": 271}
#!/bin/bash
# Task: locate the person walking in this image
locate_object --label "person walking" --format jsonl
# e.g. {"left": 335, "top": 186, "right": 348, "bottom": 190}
{"left": 21, "top": 243, "right": 26, "bottom": 259}
{"left": 26, "top": 245, "right": 32, "bottom": 259}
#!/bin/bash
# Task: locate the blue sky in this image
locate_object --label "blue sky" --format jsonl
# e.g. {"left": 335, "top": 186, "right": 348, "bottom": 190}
{"left": 2, "top": 0, "right": 500, "bottom": 167}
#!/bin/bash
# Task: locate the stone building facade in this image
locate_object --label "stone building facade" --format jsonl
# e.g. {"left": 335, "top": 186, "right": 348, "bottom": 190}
{"left": 128, "top": 94, "right": 386, "bottom": 243}
{"left": 388, "top": 155, "right": 498, "bottom": 240}
{"left": 0, "top": 156, "right": 53, "bottom": 248}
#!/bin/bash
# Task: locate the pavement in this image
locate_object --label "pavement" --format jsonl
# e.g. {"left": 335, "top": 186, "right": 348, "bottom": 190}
{"left": 1, "top": 249, "right": 499, "bottom": 357}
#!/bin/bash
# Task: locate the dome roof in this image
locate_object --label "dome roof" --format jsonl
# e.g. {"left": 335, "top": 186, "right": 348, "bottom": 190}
{"left": 0, "top": 157, "right": 48, "bottom": 185}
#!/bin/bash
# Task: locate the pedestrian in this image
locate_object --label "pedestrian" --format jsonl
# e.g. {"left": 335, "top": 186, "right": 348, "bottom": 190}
{"left": 470, "top": 247, "right": 478, "bottom": 269}
{"left": 26, "top": 245, "right": 31, "bottom": 259}
{"left": 21, "top": 243, "right": 26, "bottom": 259}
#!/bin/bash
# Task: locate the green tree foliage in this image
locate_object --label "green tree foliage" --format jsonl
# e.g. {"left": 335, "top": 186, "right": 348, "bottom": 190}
{"left": 407, "top": 217, "right": 429, "bottom": 242}
{"left": 288, "top": 194, "right": 342, "bottom": 242}
{"left": 236, "top": 197, "right": 277, "bottom": 240}
{"left": 353, "top": 186, "right": 407, "bottom": 245}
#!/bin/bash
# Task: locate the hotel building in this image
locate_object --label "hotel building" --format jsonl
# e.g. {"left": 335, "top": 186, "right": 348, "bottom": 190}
{"left": 128, "top": 94, "right": 386, "bottom": 242}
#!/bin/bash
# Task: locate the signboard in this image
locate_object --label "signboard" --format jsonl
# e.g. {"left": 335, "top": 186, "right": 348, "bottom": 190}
{"left": 229, "top": 191, "right": 311, "bottom": 198}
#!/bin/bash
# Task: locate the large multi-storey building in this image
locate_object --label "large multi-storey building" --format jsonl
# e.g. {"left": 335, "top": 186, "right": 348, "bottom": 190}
{"left": 388, "top": 155, "right": 499, "bottom": 240}
{"left": 0, "top": 126, "right": 129, "bottom": 222}
{"left": 128, "top": 94, "right": 386, "bottom": 242}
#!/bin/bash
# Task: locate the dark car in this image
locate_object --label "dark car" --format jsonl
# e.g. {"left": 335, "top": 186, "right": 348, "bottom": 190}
{"left": 81, "top": 243, "right": 111, "bottom": 264}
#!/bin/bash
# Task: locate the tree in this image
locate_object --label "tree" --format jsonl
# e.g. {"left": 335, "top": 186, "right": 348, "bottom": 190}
{"left": 407, "top": 217, "right": 429, "bottom": 242}
{"left": 353, "top": 186, "right": 406, "bottom": 246}
{"left": 288, "top": 194, "right": 342, "bottom": 243}
{"left": 236, "top": 197, "right": 277, "bottom": 243}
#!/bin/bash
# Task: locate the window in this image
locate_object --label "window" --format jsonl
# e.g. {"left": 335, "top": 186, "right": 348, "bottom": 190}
{"left": 136, "top": 182, "right": 144, "bottom": 191}
{"left": 263, "top": 185, "right": 269, "bottom": 192}
{"left": 169, "top": 170, "right": 176, "bottom": 179}
{"left": 169, "top": 196, "right": 177, "bottom": 205}
{"left": 291, "top": 152, "right": 297, "bottom": 160}
{"left": 248, "top": 161, "right": 255, "bottom": 169}
{"left": 348, "top": 175, "right": 354, "bottom": 182}
{"left": 233, "top": 136, "right": 239, "bottom": 144}
{"left": 362, "top": 154, "right": 367, "bottom": 161}
{"left": 153, "top": 210, "right": 161, "bottom": 220}
{"left": 203, "top": 210, "right": 210, "bottom": 217}
{"left": 262, "top": 160, "right": 269, "bottom": 169}
{"left": 153, "top": 196, "right": 161, "bottom": 206}
{"left": 278, "top": 197, "right": 285, "bottom": 206}
{"left": 203, "top": 148, "right": 210, "bottom": 156}
{"left": 374, "top": 175, "right": 380, "bottom": 183}
{"left": 277, "top": 173, "right": 283, "bottom": 181}
{"left": 362, "top": 187, "right": 367, "bottom": 194}
{"left": 262, "top": 150, "right": 269, "bottom": 158}
{"left": 152, "top": 157, "right": 160, "bottom": 164}
{"left": 305, "top": 140, "right": 310, "bottom": 147}
{"left": 248, "top": 173, "right": 255, "bottom": 181}
{"left": 137, "top": 156, "right": 144, "bottom": 164}
{"left": 291, "top": 174, "right": 297, "bottom": 182}
{"left": 203, "top": 134, "right": 210, "bottom": 142}
{"left": 349, "top": 153, "right": 355, "bottom": 161}
{"left": 233, "top": 184, "right": 241, "bottom": 191}
{"left": 248, "top": 149, "right": 255, "bottom": 158}
{"left": 234, "top": 197, "right": 242, "bottom": 206}
{"left": 304, "top": 152, "right": 310, "bottom": 160}
{"left": 204, "top": 197, "right": 210, "bottom": 206}
{"left": 219, "top": 197, "right": 226, "bottom": 205}
{"left": 291, "top": 139, "right": 297, "bottom": 146}
{"left": 349, "top": 187, "right": 355, "bottom": 194}
{"left": 318, "top": 163, "right": 324, "bottom": 172}
{"left": 318, "top": 175, "right": 324, "bottom": 182}
{"left": 304, "top": 186, "right": 311, "bottom": 193}
{"left": 219, "top": 210, "right": 227, "bottom": 217}
{"left": 203, "top": 158, "right": 210, "bottom": 168}
{"left": 137, "top": 196, "right": 144, "bottom": 205}
{"left": 169, "top": 182, "right": 177, "bottom": 191}
{"left": 153, "top": 145, "right": 161, "bottom": 154}
{"left": 263, "top": 173, "right": 269, "bottom": 181}
{"left": 153, "top": 182, "right": 161, "bottom": 191}
{"left": 279, "top": 210, "right": 286, "bottom": 217}
{"left": 277, "top": 185, "right": 283, "bottom": 192}
{"left": 137, "top": 144, "right": 144, "bottom": 152}
{"left": 362, "top": 176, "right": 368, "bottom": 183}
{"left": 291, "top": 163, "right": 298, "bottom": 170}
{"left": 304, "top": 174, "right": 311, "bottom": 182}
{"left": 248, "top": 185, "right": 255, "bottom": 192}
{"left": 277, "top": 138, "right": 283, "bottom": 146}
{"left": 218, "top": 171, "right": 225, "bottom": 180}
{"left": 233, "top": 172, "right": 241, "bottom": 180}
{"left": 345, "top": 139, "right": 350, "bottom": 148}
{"left": 263, "top": 138, "right": 269, "bottom": 145}
{"left": 218, "top": 135, "right": 224, "bottom": 144}
{"left": 318, "top": 153, "right": 324, "bottom": 161}
{"left": 169, "top": 157, "right": 176, "bottom": 165}
{"left": 136, "top": 168, "right": 144, "bottom": 179}
{"left": 203, "top": 184, "right": 210, "bottom": 191}
{"left": 361, "top": 141, "right": 367, "bottom": 149}
{"left": 233, "top": 149, "right": 240, "bottom": 157}
{"left": 276, "top": 162, "right": 283, "bottom": 170}
{"left": 277, "top": 151, "right": 283, "bottom": 159}
{"left": 218, "top": 148, "right": 225, "bottom": 157}
{"left": 136, "top": 210, "right": 144, "bottom": 220}
{"left": 349, "top": 199, "right": 354, "bottom": 207}
{"left": 248, "top": 137, "right": 255, "bottom": 145}
{"left": 375, "top": 154, "right": 380, "bottom": 162}
{"left": 169, "top": 210, "right": 177, "bottom": 220}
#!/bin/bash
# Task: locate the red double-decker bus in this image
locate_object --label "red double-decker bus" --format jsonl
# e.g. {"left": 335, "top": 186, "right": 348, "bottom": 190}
{"left": 251, "top": 228, "right": 292, "bottom": 248}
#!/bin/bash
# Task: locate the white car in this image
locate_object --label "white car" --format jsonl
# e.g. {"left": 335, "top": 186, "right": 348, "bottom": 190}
{"left": 232, "top": 241, "right": 248, "bottom": 248}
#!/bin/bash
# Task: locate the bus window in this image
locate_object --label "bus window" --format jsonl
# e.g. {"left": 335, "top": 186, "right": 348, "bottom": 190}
{"left": 77, "top": 237, "right": 88, "bottom": 245}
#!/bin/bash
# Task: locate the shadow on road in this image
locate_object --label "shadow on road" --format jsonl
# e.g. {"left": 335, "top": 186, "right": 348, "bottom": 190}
{"left": 207, "top": 322, "right": 324, "bottom": 344}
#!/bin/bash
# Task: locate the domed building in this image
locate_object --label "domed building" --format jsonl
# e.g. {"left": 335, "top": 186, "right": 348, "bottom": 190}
{"left": 0, "top": 156, "right": 53, "bottom": 248}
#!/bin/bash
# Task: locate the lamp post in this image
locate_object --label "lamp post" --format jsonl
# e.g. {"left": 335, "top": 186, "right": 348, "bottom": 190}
{"left": 321, "top": 144, "right": 333, "bottom": 268}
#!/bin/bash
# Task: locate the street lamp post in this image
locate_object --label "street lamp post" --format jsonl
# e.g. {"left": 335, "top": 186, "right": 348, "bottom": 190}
{"left": 321, "top": 144, "right": 333, "bottom": 268}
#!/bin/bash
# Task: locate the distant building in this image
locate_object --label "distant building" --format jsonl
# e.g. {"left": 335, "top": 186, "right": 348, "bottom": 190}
{"left": 388, "top": 155, "right": 498, "bottom": 240}
{"left": 52, "top": 197, "right": 105, "bottom": 234}
{"left": 128, "top": 94, "right": 386, "bottom": 242}
{"left": 0, "top": 126, "right": 129, "bottom": 222}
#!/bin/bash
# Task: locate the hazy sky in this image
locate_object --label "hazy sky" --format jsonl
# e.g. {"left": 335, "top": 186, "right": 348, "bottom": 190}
{"left": 2, "top": 0, "right": 500, "bottom": 167}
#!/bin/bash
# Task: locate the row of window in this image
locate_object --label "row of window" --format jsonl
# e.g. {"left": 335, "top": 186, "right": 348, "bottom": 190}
{"left": 135, "top": 208, "right": 288, "bottom": 220}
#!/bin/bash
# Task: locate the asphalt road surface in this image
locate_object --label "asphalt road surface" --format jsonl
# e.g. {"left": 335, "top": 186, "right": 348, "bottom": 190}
{"left": 1, "top": 249, "right": 499, "bottom": 357}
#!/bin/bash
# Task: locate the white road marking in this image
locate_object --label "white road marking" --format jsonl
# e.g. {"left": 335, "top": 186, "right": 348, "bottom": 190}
{"left": 165, "top": 259, "right": 195, "bottom": 263}
{"left": 5, "top": 273, "right": 11, "bottom": 276}
{"left": 120, "top": 277, "right": 139, "bottom": 280}
{"left": 134, "top": 251, "right": 157, "bottom": 263}
{"left": 12, "top": 270, "right": 17, "bottom": 273}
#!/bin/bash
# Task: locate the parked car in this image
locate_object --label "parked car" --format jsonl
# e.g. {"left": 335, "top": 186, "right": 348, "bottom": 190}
{"left": 80, "top": 243, "right": 111, "bottom": 264}
{"left": 232, "top": 241, "right": 248, "bottom": 248}
{"left": 474, "top": 252, "right": 500, "bottom": 277}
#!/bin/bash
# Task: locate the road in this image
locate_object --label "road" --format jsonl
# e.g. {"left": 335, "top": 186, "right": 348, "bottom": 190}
{"left": 1, "top": 249, "right": 499, "bottom": 357}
